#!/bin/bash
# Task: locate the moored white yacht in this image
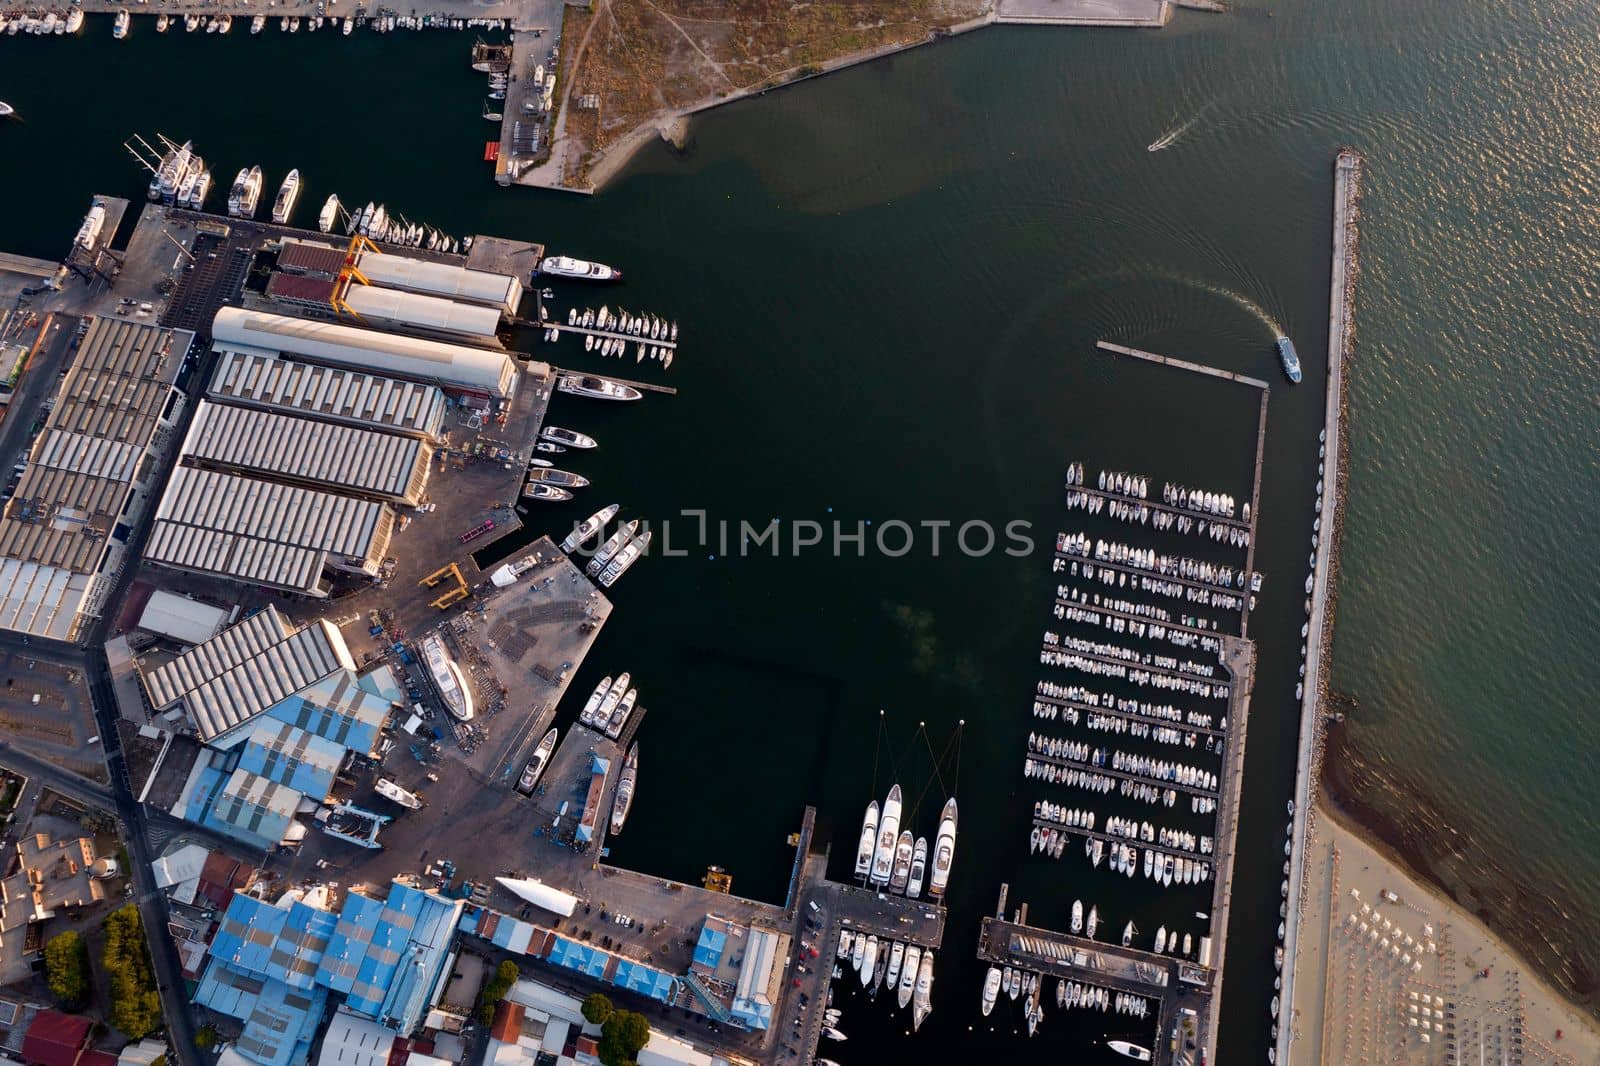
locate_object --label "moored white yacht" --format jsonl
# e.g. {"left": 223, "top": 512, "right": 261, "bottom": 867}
{"left": 541, "top": 255, "right": 622, "bottom": 282}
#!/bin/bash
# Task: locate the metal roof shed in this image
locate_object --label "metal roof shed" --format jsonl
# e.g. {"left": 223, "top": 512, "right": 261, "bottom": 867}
{"left": 355, "top": 252, "right": 522, "bottom": 314}
{"left": 212, "top": 307, "right": 517, "bottom": 400}
{"left": 342, "top": 285, "right": 504, "bottom": 346}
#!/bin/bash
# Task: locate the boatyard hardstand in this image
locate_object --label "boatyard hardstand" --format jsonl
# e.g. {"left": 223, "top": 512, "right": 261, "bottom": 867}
{"left": 556, "top": 513, "right": 1039, "bottom": 560}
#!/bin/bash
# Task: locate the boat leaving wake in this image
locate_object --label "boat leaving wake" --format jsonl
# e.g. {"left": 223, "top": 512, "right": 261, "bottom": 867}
{"left": 1147, "top": 101, "right": 1217, "bottom": 152}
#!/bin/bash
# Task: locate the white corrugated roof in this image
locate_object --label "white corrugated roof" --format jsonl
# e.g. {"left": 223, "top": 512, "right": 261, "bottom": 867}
{"left": 208, "top": 349, "right": 446, "bottom": 438}
{"left": 142, "top": 606, "right": 355, "bottom": 742}
{"left": 0, "top": 558, "right": 88, "bottom": 640}
{"left": 355, "top": 252, "right": 521, "bottom": 312}
{"left": 343, "top": 284, "right": 503, "bottom": 341}
{"left": 212, "top": 307, "right": 517, "bottom": 398}
{"left": 146, "top": 465, "right": 392, "bottom": 592}
{"left": 182, "top": 401, "right": 429, "bottom": 503}
{"left": 138, "top": 588, "right": 229, "bottom": 645}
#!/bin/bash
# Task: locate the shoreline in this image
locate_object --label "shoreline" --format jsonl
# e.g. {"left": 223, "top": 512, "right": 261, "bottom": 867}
{"left": 566, "top": 3, "right": 1184, "bottom": 193}
{"left": 574, "top": 10, "right": 1002, "bottom": 192}
{"left": 1291, "top": 798, "right": 1600, "bottom": 1063}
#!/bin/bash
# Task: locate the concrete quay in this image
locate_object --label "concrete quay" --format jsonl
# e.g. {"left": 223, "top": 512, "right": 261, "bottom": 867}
{"left": 1279, "top": 147, "right": 1363, "bottom": 1066}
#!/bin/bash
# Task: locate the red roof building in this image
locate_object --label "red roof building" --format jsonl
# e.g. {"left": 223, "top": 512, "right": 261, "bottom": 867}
{"left": 21, "top": 1010, "right": 92, "bottom": 1066}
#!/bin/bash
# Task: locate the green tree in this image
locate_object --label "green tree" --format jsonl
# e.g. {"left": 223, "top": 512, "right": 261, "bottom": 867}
{"left": 194, "top": 1027, "right": 217, "bottom": 1051}
{"left": 475, "top": 959, "right": 520, "bottom": 1024}
{"left": 101, "top": 904, "right": 161, "bottom": 1038}
{"left": 581, "top": 992, "right": 614, "bottom": 1026}
{"left": 43, "top": 931, "right": 88, "bottom": 1006}
{"left": 597, "top": 1010, "right": 650, "bottom": 1065}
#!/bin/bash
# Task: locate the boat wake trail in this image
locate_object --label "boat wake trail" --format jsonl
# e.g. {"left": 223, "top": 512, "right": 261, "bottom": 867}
{"left": 1147, "top": 101, "right": 1217, "bottom": 153}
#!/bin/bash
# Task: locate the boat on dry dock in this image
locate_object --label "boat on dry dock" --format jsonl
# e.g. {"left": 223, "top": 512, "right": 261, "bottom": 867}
{"left": 419, "top": 634, "right": 474, "bottom": 722}
{"left": 517, "top": 728, "right": 558, "bottom": 793}
{"left": 374, "top": 778, "right": 422, "bottom": 809}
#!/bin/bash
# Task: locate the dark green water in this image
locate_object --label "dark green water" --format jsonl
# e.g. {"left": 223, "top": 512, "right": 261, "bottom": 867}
{"left": 4, "top": 0, "right": 1598, "bottom": 1059}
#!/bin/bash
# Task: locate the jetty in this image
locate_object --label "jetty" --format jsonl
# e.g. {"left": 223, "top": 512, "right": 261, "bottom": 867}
{"left": 1097, "top": 340, "right": 1271, "bottom": 391}
{"left": 1276, "top": 147, "right": 1363, "bottom": 1066}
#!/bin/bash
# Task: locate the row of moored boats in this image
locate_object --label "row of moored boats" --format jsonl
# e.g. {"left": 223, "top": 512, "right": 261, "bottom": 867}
{"left": 835, "top": 931, "right": 934, "bottom": 1031}
{"left": 854, "top": 785, "right": 957, "bottom": 901}
{"left": 67, "top": 10, "right": 509, "bottom": 38}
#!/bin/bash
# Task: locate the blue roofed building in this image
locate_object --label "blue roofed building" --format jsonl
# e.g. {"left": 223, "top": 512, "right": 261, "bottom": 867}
{"left": 195, "top": 879, "right": 463, "bottom": 1066}
{"left": 236, "top": 721, "right": 344, "bottom": 799}
{"left": 200, "top": 768, "right": 304, "bottom": 852}
{"left": 266, "top": 670, "right": 393, "bottom": 757}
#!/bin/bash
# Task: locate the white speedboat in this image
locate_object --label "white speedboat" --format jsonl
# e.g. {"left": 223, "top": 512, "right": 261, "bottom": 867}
{"left": 928, "top": 796, "right": 957, "bottom": 897}
{"left": 557, "top": 373, "right": 642, "bottom": 402}
{"left": 518, "top": 728, "right": 558, "bottom": 794}
{"left": 888, "top": 831, "right": 914, "bottom": 893}
{"left": 591, "top": 673, "right": 629, "bottom": 730}
{"left": 1071, "top": 900, "right": 1083, "bottom": 934}
{"left": 112, "top": 9, "right": 130, "bottom": 38}
{"left": 318, "top": 193, "right": 341, "bottom": 233}
{"left": 271, "top": 168, "right": 301, "bottom": 224}
{"left": 854, "top": 800, "right": 879, "bottom": 880}
{"left": 579, "top": 676, "right": 613, "bottom": 727}
{"left": 541, "top": 255, "right": 622, "bottom": 282}
{"left": 541, "top": 425, "right": 598, "bottom": 449}
{"left": 608, "top": 743, "right": 637, "bottom": 832}
{"left": 906, "top": 836, "right": 927, "bottom": 898}
{"left": 870, "top": 784, "right": 902, "bottom": 885}
{"left": 980, "top": 965, "right": 1000, "bottom": 1016}
{"left": 896, "top": 945, "right": 920, "bottom": 1009}
{"left": 884, "top": 940, "right": 905, "bottom": 990}
{"left": 911, "top": 951, "right": 934, "bottom": 1031}
{"left": 560, "top": 503, "right": 620, "bottom": 553}
{"left": 1107, "top": 1041, "right": 1153, "bottom": 1062}
{"left": 857, "top": 936, "right": 877, "bottom": 987}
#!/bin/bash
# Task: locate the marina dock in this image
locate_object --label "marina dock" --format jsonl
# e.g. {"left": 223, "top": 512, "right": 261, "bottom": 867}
{"left": 1279, "top": 147, "right": 1363, "bottom": 1066}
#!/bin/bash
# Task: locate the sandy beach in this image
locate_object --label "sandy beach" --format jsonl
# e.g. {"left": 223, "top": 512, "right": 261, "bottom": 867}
{"left": 1287, "top": 802, "right": 1600, "bottom": 1065}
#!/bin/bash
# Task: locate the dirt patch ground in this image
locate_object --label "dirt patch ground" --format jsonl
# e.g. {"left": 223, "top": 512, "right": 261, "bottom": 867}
{"left": 554, "top": 0, "right": 990, "bottom": 185}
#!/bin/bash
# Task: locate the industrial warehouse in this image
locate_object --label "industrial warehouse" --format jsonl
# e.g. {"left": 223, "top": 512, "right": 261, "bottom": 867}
{"left": 0, "top": 316, "right": 193, "bottom": 640}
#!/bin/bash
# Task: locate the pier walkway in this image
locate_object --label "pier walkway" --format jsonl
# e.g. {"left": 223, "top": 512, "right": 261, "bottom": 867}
{"left": 1280, "top": 147, "right": 1363, "bottom": 1066}
{"left": 1097, "top": 340, "right": 1270, "bottom": 390}
{"left": 1198, "top": 634, "right": 1257, "bottom": 1064}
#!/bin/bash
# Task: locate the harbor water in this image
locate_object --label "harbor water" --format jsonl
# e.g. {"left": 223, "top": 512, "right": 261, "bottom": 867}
{"left": 3, "top": 0, "right": 1599, "bottom": 1058}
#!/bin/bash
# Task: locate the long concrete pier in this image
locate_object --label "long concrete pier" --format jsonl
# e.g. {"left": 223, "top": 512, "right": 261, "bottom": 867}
{"left": 1279, "top": 147, "right": 1363, "bottom": 1066}
{"left": 1097, "top": 340, "right": 1271, "bottom": 390}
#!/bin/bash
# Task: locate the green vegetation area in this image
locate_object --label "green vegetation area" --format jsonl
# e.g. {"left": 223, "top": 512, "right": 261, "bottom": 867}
{"left": 102, "top": 904, "right": 162, "bottom": 1038}
{"left": 476, "top": 959, "right": 520, "bottom": 1025}
{"left": 580, "top": 994, "right": 651, "bottom": 1066}
{"left": 44, "top": 930, "right": 88, "bottom": 1007}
